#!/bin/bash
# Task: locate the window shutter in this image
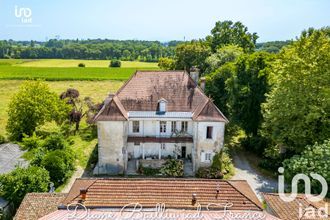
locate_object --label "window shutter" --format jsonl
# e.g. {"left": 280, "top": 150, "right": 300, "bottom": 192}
{"left": 201, "top": 152, "right": 205, "bottom": 162}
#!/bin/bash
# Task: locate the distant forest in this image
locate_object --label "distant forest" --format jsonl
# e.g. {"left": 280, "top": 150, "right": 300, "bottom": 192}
{"left": 0, "top": 39, "right": 291, "bottom": 61}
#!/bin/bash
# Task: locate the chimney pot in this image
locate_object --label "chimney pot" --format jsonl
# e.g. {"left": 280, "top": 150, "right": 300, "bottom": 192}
{"left": 80, "top": 188, "right": 87, "bottom": 200}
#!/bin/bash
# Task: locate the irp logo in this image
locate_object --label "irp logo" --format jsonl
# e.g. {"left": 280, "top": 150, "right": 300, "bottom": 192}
{"left": 278, "top": 167, "right": 329, "bottom": 219}
{"left": 14, "top": 5, "right": 32, "bottom": 24}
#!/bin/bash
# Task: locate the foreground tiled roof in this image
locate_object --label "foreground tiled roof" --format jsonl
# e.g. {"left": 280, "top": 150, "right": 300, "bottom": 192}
{"left": 61, "top": 178, "right": 262, "bottom": 210}
{"left": 14, "top": 193, "right": 67, "bottom": 220}
{"left": 41, "top": 209, "right": 280, "bottom": 220}
{"left": 263, "top": 193, "right": 330, "bottom": 220}
{"left": 95, "top": 71, "right": 228, "bottom": 122}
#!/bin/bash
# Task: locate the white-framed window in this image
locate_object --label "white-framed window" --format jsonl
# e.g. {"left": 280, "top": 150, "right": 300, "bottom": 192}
{"left": 134, "top": 141, "right": 140, "bottom": 146}
{"left": 205, "top": 153, "right": 212, "bottom": 161}
{"left": 171, "top": 121, "right": 177, "bottom": 133}
{"left": 160, "top": 121, "right": 167, "bottom": 133}
{"left": 181, "top": 121, "right": 188, "bottom": 132}
{"left": 132, "top": 121, "right": 140, "bottom": 133}
{"left": 161, "top": 143, "right": 166, "bottom": 150}
{"left": 206, "top": 126, "right": 213, "bottom": 139}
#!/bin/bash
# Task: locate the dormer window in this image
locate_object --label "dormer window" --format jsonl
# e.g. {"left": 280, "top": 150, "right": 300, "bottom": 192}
{"left": 157, "top": 98, "right": 167, "bottom": 113}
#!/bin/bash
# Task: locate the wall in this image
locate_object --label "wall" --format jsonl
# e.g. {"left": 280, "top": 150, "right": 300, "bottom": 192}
{"left": 128, "top": 119, "right": 193, "bottom": 137}
{"left": 193, "top": 121, "right": 225, "bottom": 170}
{"left": 94, "top": 121, "right": 128, "bottom": 175}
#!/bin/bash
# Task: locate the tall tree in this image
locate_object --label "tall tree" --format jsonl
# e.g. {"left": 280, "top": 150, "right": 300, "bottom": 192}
{"left": 262, "top": 28, "right": 330, "bottom": 153}
{"left": 175, "top": 40, "right": 210, "bottom": 73}
{"left": 207, "top": 20, "right": 258, "bottom": 53}
{"left": 227, "top": 52, "right": 272, "bottom": 136}
{"left": 6, "top": 81, "right": 70, "bottom": 140}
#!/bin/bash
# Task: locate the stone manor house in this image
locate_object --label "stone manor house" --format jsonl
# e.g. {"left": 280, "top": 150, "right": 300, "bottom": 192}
{"left": 93, "top": 70, "right": 228, "bottom": 175}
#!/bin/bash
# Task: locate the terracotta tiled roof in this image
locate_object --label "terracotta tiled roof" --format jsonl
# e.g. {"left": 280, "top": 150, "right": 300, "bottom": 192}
{"left": 263, "top": 193, "right": 330, "bottom": 220}
{"left": 95, "top": 71, "right": 228, "bottom": 122}
{"left": 41, "top": 209, "right": 280, "bottom": 220}
{"left": 61, "top": 178, "right": 262, "bottom": 210}
{"left": 14, "top": 193, "right": 66, "bottom": 220}
{"left": 127, "top": 136, "right": 193, "bottom": 143}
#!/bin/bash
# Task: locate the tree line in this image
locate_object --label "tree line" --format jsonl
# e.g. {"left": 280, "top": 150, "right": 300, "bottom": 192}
{"left": 0, "top": 38, "right": 287, "bottom": 62}
{"left": 0, "top": 39, "right": 182, "bottom": 62}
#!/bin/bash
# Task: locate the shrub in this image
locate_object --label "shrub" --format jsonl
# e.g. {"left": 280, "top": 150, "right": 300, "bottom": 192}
{"left": 283, "top": 140, "right": 330, "bottom": 197}
{"left": 78, "top": 63, "right": 85, "bottom": 67}
{"left": 0, "top": 166, "right": 50, "bottom": 208}
{"left": 240, "top": 135, "right": 270, "bottom": 156}
{"left": 21, "top": 133, "right": 42, "bottom": 150}
{"left": 41, "top": 149, "right": 75, "bottom": 186}
{"left": 42, "top": 133, "right": 67, "bottom": 151}
{"left": 160, "top": 159, "right": 184, "bottom": 177}
{"left": 0, "top": 134, "right": 6, "bottom": 144}
{"left": 109, "top": 59, "right": 121, "bottom": 67}
{"left": 196, "top": 150, "right": 234, "bottom": 179}
{"left": 138, "top": 165, "right": 160, "bottom": 176}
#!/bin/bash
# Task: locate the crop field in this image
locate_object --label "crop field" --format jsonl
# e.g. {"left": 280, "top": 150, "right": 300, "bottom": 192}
{"left": 0, "top": 59, "right": 159, "bottom": 81}
{"left": 14, "top": 59, "right": 159, "bottom": 68}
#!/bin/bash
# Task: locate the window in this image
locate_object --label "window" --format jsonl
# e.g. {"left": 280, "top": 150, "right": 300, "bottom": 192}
{"left": 159, "top": 101, "right": 166, "bottom": 112}
{"left": 160, "top": 121, "right": 167, "bottom": 133}
{"left": 205, "top": 153, "right": 212, "bottom": 161}
{"left": 206, "top": 126, "right": 213, "bottom": 139}
{"left": 132, "top": 121, "right": 140, "bottom": 133}
{"left": 161, "top": 143, "right": 166, "bottom": 150}
{"left": 171, "top": 121, "right": 177, "bottom": 133}
{"left": 134, "top": 142, "right": 140, "bottom": 146}
{"left": 181, "top": 121, "right": 188, "bottom": 132}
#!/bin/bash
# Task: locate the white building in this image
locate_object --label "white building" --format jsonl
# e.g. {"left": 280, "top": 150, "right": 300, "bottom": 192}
{"left": 93, "top": 70, "right": 228, "bottom": 175}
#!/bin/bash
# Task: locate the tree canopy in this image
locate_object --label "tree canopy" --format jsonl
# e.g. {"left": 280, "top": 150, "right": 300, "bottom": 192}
{"left": 262, "top": 28, "right": 330, "bottom": 153}
{"left": 6, "top": 81, "right": 70, "bottom": 140}
{"left": 207, "top": 20, "right": 258, "bottom": 53}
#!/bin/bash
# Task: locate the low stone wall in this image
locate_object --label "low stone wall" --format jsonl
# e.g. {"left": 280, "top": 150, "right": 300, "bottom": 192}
{"left": 138, "top": 159, "right": 167, "bottom": 169}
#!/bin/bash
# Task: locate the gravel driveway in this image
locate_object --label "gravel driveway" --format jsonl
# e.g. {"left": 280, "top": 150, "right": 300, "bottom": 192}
{"left": 231, "top": 150, "right": 278, "bottom": 200}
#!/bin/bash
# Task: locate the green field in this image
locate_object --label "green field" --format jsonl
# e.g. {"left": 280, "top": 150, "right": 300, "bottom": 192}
{"left": 0, "top": 59, "right": 159, "bottom": 81}
{"left": 14, "top": 59, "right": 159, "bottom": 68}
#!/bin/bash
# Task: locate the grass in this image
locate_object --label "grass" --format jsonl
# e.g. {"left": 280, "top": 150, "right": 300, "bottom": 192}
{"left": 0, "top": 80, "right": 124, "bottom": 136}
{"left": 0, "top": 59, "right": 159, "bottom": 81}
{"left": 12, "top": 59, "right": 159, "bottom": 68}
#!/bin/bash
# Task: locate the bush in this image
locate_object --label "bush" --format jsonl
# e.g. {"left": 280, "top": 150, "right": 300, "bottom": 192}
{"left": 196, "top": 150, "right": 234, "bottom": 179}
{"left": 21, "top": 133, "right": 42, "bottom": 150}
{"left": 109, "top": 59, "right": 121, "bottom": 67}
{"left": 240, "top": 135, "right": 270, "bottom": 156}
{"left": 138, "top": 165, "right": 160, "bottom": 176}
{"left": 42, "top": 133, "right": 67, "bottom": 151}
{"left": 160, "top": 159, "right": 184, "bottom": 177}
{"left": 283, "top": 140, "right": 330, "bottom": 197}
{"left": 0, "top": 166, "right": 50, "bottom": 208}
{"left": 41, "top": 149, "right": 75, "bottom": 186}
{"left": 0, "top": 134, "right": 6, "bottom": 144}
{"left": 78, "top": 63, "right": 85, "bottom": 67}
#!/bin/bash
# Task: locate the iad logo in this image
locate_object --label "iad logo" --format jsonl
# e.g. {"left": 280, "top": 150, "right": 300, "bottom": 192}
{"left": 14, "top": 5, "right": 32, "bottom": 24}
{"left": 278, "top": 167, "right": 329, "bottom": 219}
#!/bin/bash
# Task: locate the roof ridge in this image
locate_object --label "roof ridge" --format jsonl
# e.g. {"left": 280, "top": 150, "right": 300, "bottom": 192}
{"left": 227, "top": 180, "right": 263, "bottom": 210}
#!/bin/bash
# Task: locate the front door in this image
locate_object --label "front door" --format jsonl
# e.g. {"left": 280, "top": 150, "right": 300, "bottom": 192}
{"left": 181, "top": 146, "right": 186, "bottom": 158}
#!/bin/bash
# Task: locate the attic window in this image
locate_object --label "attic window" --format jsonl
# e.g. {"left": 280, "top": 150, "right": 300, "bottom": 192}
{"left": 157, "top": 98, "right": 167, "bottom": 113}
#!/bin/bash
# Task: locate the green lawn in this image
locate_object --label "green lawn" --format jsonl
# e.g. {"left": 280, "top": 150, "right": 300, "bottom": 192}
{"left": 0, "top": 80, "right": 124, "bottom": 136}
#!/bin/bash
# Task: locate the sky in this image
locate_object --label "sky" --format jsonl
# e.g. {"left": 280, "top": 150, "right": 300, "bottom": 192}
{"left": 0, "top": 0, "right": 329, "bottom": 42}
